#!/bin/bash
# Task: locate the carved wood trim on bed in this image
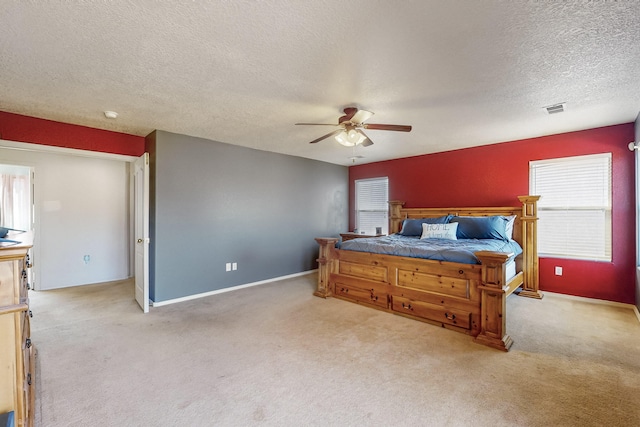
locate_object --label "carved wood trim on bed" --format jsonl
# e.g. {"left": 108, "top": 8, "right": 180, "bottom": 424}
{"left": 315, "top": 195, "right": 541, "bottom": 351}
{"left": 517, "top": 195, "right": 543, "bottom": 299}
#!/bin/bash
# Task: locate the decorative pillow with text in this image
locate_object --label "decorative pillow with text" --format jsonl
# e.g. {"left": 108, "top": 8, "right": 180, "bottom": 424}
{"left": 420, "top": 222, "right": 458, "bottom": 240}
{"left": 399, "top": 215, "right": 453, "bottom": 236}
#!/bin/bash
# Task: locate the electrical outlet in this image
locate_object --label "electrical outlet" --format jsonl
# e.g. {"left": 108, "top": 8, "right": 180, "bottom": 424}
{"left": 225, "top": 262, "right": 231, "bottom": 272}
{"left": 555, "top": 266, "right": 563, "bottom": 276}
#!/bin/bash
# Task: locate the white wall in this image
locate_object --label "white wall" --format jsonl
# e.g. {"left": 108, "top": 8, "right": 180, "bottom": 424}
{"left": 0, "top": 141, "right": 132, "bottom": 290}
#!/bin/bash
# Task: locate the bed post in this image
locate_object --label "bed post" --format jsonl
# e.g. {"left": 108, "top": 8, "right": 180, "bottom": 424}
{"left": 517, "top": 195, "right": 542, "bottom": 299}
{"left": 314, "top": 237, "right": 338, "bottom": 298}
{"left": 388, "top": 200, "right": 405, "bottom": 234}
{"left": 474, "top": 251, "right": 514, "bottom": 351}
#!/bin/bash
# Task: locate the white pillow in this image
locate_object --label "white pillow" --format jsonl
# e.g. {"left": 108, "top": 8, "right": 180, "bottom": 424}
{"left": 420, "top": 222, "right": 458, "bottom": 240}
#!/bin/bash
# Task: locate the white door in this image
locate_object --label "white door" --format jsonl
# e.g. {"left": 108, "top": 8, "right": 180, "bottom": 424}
{"left": 134, "top": 153, "right": 150, "bottom": 313}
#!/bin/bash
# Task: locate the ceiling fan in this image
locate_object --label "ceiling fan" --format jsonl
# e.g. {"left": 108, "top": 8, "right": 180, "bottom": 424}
{"left": 295, "top": 107, "right": 412, "bottom": 147}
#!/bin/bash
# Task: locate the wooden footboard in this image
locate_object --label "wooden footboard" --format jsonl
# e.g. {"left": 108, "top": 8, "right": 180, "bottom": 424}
{"left": 314, "top": 195, "right": 540, "bottom": 351}
{"left": 474, "top": 251, "right": 518, "bottom": 351}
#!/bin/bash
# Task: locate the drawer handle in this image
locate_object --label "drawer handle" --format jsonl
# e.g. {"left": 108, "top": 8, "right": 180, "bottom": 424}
{"left": 27, "top": 373, "right": 32, "bottom": 386}
{"left": 26, "top": 283, "right": 31, "bottom": 290}
{"left": 369, "top": 289, "right": 378, "bottom": 301}
{"left": 340, "top": 287, "right": 349, "bottom": 293}
{"left": 444, "top": 312, "right": 456, "bottom": 321}
{"left": 25, "top": 338, "right": 31, "bottom": 348}
{"left": 401, "top": 302, "right": 413, "bottom": 311}
{"left": 29, "top": 310, "right": 33, "bottom": 318}
{"left": 22, "top": 270, "right": 27, "bottom": 279}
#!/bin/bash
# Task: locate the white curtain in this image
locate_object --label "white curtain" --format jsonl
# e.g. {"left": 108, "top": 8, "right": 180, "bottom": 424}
{"left": 0, "top": 174, "right": 31, "bottom": 230}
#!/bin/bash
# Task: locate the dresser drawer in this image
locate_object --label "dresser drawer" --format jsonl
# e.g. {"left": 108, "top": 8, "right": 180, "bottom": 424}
{"left": 23, "top": 344, "right": 32, "bottom": 386}
{"left": 338, "top": 260, "right": 388, "bottom": 283}
{"left": 392, "top": 295, "right": 471, "bottom": 329}
{"left": 22, "top": 345, "right": 35, "bottom": 425}
{"left": 0, "top": 262, "right": 16, "bottom": 305}
{"left": 21, "top": 310, "right": 31, "bottom": 346}
{"left": 20, "top": 265, "right": 29, "bottom": 299}
{"left": 334, "top": 282, "right": 388, "bottom": 309}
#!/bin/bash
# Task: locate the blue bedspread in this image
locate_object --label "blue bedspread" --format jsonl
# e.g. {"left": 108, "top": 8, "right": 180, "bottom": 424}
{"left": 339, "top": 234, "right": 522, "bottom": 265}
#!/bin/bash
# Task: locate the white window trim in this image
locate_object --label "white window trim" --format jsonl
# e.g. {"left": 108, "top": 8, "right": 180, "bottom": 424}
{"left": 355, "top": 177, "right": 389, "bottom": 235}
{"left": 530, "top": 153, "right": 612, "bottom": 262}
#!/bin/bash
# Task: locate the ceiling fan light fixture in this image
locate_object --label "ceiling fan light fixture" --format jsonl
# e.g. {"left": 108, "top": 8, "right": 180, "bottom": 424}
{"left": 334, "top": 130, "right": 351, "bottom": 146}
{"left": 335, "top": 128, "right": 366, "bottom": 147}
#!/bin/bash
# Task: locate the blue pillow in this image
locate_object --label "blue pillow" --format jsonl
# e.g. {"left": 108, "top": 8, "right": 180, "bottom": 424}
{"left": 0, "top": 411, "right": 14, "bottom": 427}
{"left": 399, "top": 215, "right": 453, "bottom": 236}
{"left": 450, "top": 216, "right": 509, "bottom": 240}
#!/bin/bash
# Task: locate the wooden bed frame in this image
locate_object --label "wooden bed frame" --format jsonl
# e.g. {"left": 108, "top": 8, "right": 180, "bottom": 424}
{"left": 315, "top": 196, "right": 541, "bottom": 351}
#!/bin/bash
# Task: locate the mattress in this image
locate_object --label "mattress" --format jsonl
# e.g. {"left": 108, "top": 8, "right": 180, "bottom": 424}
{"left": 339, "top": 234, "right": 523, "bottom": 265}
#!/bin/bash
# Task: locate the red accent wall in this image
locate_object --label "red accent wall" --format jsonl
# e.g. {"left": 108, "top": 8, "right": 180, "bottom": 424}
{"left": 349, "top": 124, "right": 636, "bottom": 304}
{"left": 0, "top": 111, "right": 145, "bottom": 156}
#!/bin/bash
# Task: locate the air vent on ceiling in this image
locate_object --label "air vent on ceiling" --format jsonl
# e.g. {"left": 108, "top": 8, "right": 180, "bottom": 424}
{"left": 543, "top": 103, "right": 566, "bottom": 114}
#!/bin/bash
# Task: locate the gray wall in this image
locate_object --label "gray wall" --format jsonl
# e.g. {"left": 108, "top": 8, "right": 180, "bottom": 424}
{"left": 147, "top": 131, "right": 348, "bottom": 302}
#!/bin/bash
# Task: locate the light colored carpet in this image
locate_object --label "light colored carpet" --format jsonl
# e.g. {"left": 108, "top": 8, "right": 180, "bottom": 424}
{"left": 30, "top": 274, "right": 640, "bottom": 426}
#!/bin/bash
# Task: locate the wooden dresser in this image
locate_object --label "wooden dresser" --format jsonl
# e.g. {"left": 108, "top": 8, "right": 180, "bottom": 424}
{"left": 0, "top": 232, "right": 35, "bottom": 427}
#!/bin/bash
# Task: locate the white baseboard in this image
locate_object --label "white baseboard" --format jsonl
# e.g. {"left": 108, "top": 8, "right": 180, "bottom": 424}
{"left": 544, "top": 291, "right": 640, "bottom": 324}
{"left": 35, "top": 276, "right": 133, "bottom": 291}
{"left": 151, "top": 269, "right": 317, "bottom": 307}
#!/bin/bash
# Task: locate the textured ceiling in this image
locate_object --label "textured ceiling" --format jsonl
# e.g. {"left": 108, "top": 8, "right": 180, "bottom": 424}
{"left": 1, "top": 1, "right": 639, "bottom": 165}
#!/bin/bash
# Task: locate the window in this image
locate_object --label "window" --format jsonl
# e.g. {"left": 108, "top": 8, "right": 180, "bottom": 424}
{"left": 530, "top": 153, "right": 612, "bottom": 261}
{"left": 355, "top": 177, "right": 388, "bottom": 235}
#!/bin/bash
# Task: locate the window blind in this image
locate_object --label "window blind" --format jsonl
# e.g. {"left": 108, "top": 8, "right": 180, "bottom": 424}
{"left": 355, "top": 177, "right": 388, "bottom": 235}
{"left": 530, "top": 153, "right": 611, "bottom": 261}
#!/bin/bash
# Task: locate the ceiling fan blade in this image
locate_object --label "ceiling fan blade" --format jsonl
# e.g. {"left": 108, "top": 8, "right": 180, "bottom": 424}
{"left": 364, "top": 123, "right": 412, "bottom": 132}
{"left": 350, "top": 109, "right": 374, "bottom": 124}
{"left": 357, "top": 130, "right": 373, "bottom": 147}
{"left": 295, "top": 123, "right": 340, "bottom": 126}
{"left": 308, "top": 129, "right": 344, "bottom": 144}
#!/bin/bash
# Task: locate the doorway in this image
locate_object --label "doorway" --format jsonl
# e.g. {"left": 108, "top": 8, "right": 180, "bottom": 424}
{"left": 0, "top": 164, "right": 33, "bottom": 232}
